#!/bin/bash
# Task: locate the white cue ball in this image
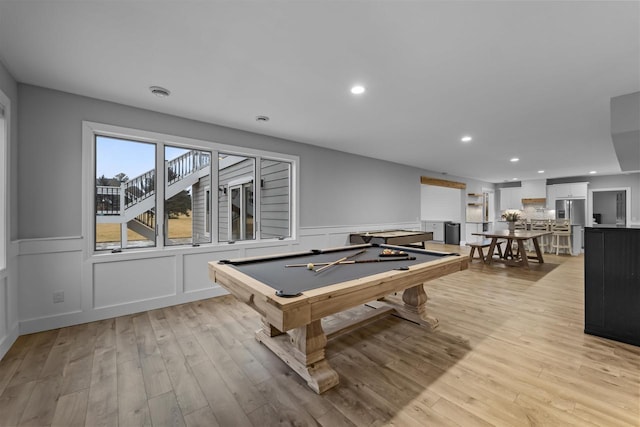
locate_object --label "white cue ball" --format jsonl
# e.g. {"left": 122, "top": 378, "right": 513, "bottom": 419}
{"left": 307, "top": 263, "right": 314, "bottom": 270}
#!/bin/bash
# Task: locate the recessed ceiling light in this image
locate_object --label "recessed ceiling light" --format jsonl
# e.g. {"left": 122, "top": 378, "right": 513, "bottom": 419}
{"left": 589, "top": 170, "right": 597, "bottom": 174}
{"left": 538, "top": 170, "right": 545, "bottom": 174}
{"left": 255, "top": 115, "right": 270, "bottom": 122}
{"left": 512, "top": 177, "right": 518, "bottom": 181}
{"left": 149, "top": 86, "right": 170, "bottom": 98}
{"left": 461, "top": 136, "right": 472, "bottom": 142}
{"left": 510, "top": 157, "right": 519, "bottom": 162}
{"left": 350, "top": 85, "right": 365, "bottom": 95}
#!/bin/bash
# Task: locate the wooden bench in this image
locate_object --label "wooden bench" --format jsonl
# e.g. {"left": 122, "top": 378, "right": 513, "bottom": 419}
{"left": 466, "top": 239, "right": 505, "bottom": 263}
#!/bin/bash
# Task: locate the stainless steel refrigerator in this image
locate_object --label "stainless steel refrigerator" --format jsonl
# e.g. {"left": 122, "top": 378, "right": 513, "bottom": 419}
{"left": 556, "top": 199, "right": 586, "bottom": 253}
{"left": 555, "top": 199, "right": 586, "bottom": 226}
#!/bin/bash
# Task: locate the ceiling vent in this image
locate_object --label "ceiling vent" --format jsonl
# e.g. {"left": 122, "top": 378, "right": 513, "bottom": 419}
{"left": 149, "top": 86, "right": 170, "bottom": 98}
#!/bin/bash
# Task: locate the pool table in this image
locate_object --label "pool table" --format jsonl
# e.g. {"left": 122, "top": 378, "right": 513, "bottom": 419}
{"left": 349, "top": 229, "right": 434, "bottom": 248}
{"left": 208, "top": 243, "right": 467, "bottom": 393}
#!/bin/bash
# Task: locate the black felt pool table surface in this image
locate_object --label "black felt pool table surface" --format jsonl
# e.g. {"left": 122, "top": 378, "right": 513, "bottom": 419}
{"left": 219, "top": 244, "right": 458, "bottom": 297}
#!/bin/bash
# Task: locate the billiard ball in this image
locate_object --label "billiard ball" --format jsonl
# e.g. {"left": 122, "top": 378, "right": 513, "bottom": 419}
{"left": 307, "top": 263, "right": 314, "bottom": 270}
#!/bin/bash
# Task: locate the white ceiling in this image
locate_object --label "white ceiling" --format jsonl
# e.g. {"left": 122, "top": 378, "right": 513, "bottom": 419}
{"left": 0, "top": 1, "right": 638, "bottom": 183}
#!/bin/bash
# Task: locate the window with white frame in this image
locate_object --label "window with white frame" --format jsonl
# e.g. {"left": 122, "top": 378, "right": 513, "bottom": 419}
{"left": 85, "top": 122, "right": 297, "bottom": 252}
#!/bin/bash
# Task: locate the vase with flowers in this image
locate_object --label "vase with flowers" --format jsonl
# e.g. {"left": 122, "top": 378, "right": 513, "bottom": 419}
{"left": 502, "top": 210, "right": 521, "bottom": 233}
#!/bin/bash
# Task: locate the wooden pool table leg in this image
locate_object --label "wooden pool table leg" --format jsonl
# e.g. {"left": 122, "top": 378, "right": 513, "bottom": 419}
{"left": 370, "top": 284, "right": 439, "bottom": 328}
{"left": 400, "top": 283, "right": 439, "bottom": 328}
{"left": 255, "top": 319, "right": 339, "bottom": 394}
{"left": 261, "top": 317, "right": 284, "bottom": 337}
{"left": 367, "top": 283, "right": 439, "bottom": 328}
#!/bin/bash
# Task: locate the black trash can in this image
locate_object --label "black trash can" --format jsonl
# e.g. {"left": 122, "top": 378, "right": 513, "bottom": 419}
{"left": 444, "top": 221, "right": 460, "bottom": 245}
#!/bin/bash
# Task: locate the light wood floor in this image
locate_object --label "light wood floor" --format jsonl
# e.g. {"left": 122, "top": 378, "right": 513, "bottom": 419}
{"left": 1, "top": 245, "right": 639, "bottom": 426}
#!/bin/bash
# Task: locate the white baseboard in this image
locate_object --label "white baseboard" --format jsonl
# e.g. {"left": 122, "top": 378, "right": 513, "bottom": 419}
{"left": 0, "top": 322, "right": 19, "bottom": 360}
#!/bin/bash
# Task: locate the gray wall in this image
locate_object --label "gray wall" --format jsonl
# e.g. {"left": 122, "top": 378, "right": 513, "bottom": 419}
{"left": 0, "top": 59, "right": 19, "bottom": 357}
{"left": 0, "top": 61, "right": 17, "bottom": 240}
{"left": 593, "top": 191, "right": 618, "bottom": 225}
{"left": 550, "top": 174, "right": 640, "bottom": 223}
{"left": 17, "top": 84, "right": 440, "bottom": 239}
{"left": 585, "top": 173, "right": 640, "bottom": 223}
{"left": 548, "top": 173, "right": 640, "bottom": 224}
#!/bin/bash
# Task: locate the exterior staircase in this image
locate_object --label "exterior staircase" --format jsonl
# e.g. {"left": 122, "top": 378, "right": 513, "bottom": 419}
{"left": 96, "top": 150, "right": 210, "bottom": 246}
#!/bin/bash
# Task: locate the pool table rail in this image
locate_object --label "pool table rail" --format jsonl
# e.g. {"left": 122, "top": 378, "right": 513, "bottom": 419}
{"left": 210, "top": 251, "right": 467, "bottom": 332}
{"left": 209, "top": 265, "right": 311, "bottom": 332}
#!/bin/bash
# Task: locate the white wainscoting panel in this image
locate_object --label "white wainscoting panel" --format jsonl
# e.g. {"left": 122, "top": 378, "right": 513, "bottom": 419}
{"left": 0, "top": 274, "right": 6, "bottom": 344}
{"left": 184, "top": 250, "right": 240, "bottom": 293}
{"left": 18, "top": 250, "right": 83, "bottom": 320}
{"left": 0, "top": 272, "right": 18, "bottom": 359}
{"left": 299, "top": 222, "right": 421, "bottom": 251}
{"left": 93, "top": 256, "right": 176, "bottom": 308}
{"left": 243, "top": 242, "right": 296, "bottom": 258}
{"left": 13, "top": 222, "right": 424, "bottom": 336}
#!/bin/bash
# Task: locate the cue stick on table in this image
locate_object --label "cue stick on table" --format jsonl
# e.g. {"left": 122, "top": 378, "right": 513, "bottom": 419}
{"left": 286, "top": 256, "right": 416, "bottom": 268}
{"left": 314, "top": 249, "right": 366, "bottom": 273}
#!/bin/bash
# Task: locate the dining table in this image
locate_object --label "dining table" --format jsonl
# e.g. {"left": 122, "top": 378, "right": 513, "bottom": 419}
{"left": 472, "top": 229, "right": 552, "bottom": 269}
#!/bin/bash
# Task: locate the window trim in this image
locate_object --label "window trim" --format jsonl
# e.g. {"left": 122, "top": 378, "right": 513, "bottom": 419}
{"left": 82, "top": 121, "right": 299, "bottom": 256}
{"left": 0, "top": 90, "right": 9, "bottom": 272}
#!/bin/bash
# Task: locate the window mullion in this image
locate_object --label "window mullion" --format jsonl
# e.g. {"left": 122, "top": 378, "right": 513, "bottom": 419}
{"left": 156, "top": 141, "right": 165, "bottom": 248}
{"left": 212, "top": 150, "right": 219, "bottom": 245}
{"left": 254, "top": 156, "right": 261, "bottom": 242}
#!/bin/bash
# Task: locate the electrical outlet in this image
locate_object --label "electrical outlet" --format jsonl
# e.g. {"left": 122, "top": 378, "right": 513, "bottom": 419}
{"left": 53, "top": 291, "right": 64, "bottom": 303}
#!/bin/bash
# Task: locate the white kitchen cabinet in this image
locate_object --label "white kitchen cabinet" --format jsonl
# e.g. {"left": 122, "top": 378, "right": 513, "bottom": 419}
{"left": 546, "top": 185, "right": 558, "bottom": 209}
{"left": 465, "top": 222, "right": 483, "bottom": 244}
{"left": 422, "top": 221, "right": 444, "bottom": 242}
{"left": 521, "top": 179, "right": 546, "bottom": 199}
{"left": 499, "top": 187, "right": 522, "bottom": 210}
{"left": 560, "top": 182, "right": 588, "bottom": 198}
{"left": 547, "top": 182, "right": 588, "bottom": 208}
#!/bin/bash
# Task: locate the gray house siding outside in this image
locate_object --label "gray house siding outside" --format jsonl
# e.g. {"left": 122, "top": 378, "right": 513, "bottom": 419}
{"left": 191, "top": 177, "right": 209, "bottom": 243}
{"left": 216, "top": 157, "right": 291, "bottom": 241}
{"left": 260, "top": 159, "right": 290, "bottom": 239}
{"left": 218, "top": 157, "right": 255, "bottom": 241}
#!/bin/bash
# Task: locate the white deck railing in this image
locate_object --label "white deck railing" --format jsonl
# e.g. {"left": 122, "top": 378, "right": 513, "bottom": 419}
{"left": 96, "top": 150, "right": 210, "bottom": 217}
{"left": 167, "top": 150, "right": 210, "bottom": 185}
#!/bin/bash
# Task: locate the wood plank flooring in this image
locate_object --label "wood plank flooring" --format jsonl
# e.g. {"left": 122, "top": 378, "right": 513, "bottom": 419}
{"left": 1, "top": 245, "right": 639, "bottom": 426}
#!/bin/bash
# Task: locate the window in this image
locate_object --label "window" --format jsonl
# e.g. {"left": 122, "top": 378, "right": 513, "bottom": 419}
{"left": 95, "top": 136, "right": 156, "bottom": 251}
{"left": 0, "top": 95, "right": 7, "bottom": 270}
{"left": 84, "top": 122, "right": 298, "bottom": 253}
{"left": 260, "top": 159, "right": 291, "bottom": 239}
{"left": 218, "top": 154, "right": 255, "bottom": 242}
{"left": 164, "top": 145, "right": 212, "bottom": 246}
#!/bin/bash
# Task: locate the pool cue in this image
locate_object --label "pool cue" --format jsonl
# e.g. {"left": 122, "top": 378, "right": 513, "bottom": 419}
{"left": 285, "top": 256, "right": 416, "bottom": 268}
{"left": 314, "top": 249, "right": 366, "bottom": 273}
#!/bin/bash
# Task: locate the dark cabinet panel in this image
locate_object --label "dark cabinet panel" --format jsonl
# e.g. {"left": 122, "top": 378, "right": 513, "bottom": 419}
{"left": 584, "top": 227, "right": 640, "bottom": 347}
{"left": 584, "top": 230, "right": 604, "bottom": 328}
